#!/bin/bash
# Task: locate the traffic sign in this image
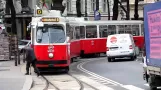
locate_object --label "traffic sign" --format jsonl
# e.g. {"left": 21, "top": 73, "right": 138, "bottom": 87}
{"left": 37, "top": 9, "right": 42, "bottom": 15}
{"left": 94, "top": 10, "right": 101, "bottom": 20}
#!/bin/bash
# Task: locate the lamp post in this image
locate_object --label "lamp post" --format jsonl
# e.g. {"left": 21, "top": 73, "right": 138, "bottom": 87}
{"left": 120, "top": 10, "right": 124, "bottom": 20}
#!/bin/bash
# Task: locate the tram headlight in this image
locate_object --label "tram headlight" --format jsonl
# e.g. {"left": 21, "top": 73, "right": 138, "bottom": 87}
{"left": 48, "top": 53, "right": 54, "bottom": 58}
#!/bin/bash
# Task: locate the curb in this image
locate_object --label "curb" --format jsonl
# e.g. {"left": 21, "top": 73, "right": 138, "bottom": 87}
{"left": 21, "top": 64, "right": 33, "bottom": 90}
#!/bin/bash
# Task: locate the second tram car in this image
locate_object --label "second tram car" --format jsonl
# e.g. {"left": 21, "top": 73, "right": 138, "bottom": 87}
{"left": 69, "top": 20, "right": 144, "bottom": 57}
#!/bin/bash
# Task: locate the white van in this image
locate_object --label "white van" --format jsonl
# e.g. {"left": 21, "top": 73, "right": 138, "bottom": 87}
{"left": 106, "top": 34, "right": 137, "bottom": 62}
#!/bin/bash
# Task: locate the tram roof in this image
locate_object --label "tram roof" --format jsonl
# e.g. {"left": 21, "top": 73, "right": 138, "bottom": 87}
{"left": 69, "top": 20, "right": 143, "bottom": 26}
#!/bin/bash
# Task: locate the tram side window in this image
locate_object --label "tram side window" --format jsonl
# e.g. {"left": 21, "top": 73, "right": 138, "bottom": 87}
{"left": 118, "top": 25, "right": 125, "bottom": 34}
{"left": 124, "top": 25, "right": 132, "bottom": 34}
{"left": 132, "top": 25, "right": 139, "bottom": 36}
{"left": 70, "top": 26, "right": 74, "bottom": 39}
{"left": 80, "top": 26, "right": 85, "bottom": 38}
{"left": 108, "top": 25, "right": 116, "bottom": 35}
{"left": 86, "top": 26, "right": 97, "bottom": 38}
{"left": 66, "top": 24, "right": 71, "bottom": 37}
{"left": 99, "top": 25, "right": 108, "bottom": 37}
{"left": 75, "top": 26, "right": 80, "bottom": 39}
{"left": 31, "top": 27, "right": 35, "bottom": 44}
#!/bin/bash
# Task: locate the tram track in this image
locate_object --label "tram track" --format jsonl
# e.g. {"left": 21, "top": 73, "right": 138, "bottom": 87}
{"left": 41, "top": 72, "right": 99, "bottom": 90}
{"left": 42, "top": 75, "right": 60, "bottom": 90}
{"left": 68, "top": 72, "right": 99, "bottom": 90}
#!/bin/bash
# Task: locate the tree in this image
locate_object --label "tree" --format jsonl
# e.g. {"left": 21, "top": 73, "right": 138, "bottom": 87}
{"left": 134, "top": 0, "right": 139, "bottom": 20}
{"left": 118, "top": 1, "right": 127, "bottom": 15}
{"left": 112, "top": 0, "right": 118, "bottom": 20}
{"left": 126, "top": 0, "right": 130, "bottom": 20}
{"left": 6, "top": 0, "right": 17, "bottom": 34}
{"left": 76, "top": 0, "right": 82, "bottom": 17}
{"left": 107, "top": 0, "right": 110, "bottom": 20}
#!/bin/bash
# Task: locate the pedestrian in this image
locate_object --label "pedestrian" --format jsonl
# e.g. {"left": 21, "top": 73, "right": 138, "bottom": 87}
{"left": 25, "top": 47, "right": 40, "bottom": 76}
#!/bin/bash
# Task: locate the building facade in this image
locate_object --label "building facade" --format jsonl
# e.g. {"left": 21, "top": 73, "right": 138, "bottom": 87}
{"left": 1, "top": 0, "right": 160, "bottom": 39}
{"left": 118, "top": 0, "right": 159, "bottom": 20}
{"left": 4, "top": 0, "right": 39, "bottom": 39}
{"left": 65, "top": 0, "right": 114, "bottom": 21}
{"left": 65, "top": 0, "right": 159, "bottom": 21}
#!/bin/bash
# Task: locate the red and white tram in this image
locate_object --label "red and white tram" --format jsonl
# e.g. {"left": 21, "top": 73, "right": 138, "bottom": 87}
{"left": 30, "top": 9, "right": 80, "bottom": 71}
{"left": 69, "top": 20, "right": 144, "bottom": 57}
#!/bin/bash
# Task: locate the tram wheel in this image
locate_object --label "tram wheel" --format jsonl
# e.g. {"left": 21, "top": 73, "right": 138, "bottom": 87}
{"left": 64, "top": 66, "right": 69, "bottom": 73}
{"left": 80, "top": 50, "right": 85, "bottom": 58}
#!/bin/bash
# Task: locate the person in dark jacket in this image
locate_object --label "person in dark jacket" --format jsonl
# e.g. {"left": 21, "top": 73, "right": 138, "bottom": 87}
{"left": 25, "top": 47, "right": 40, "bottom": 76}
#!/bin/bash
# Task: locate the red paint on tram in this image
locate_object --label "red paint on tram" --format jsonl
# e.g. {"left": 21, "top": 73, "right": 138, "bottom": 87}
{"left": 133, "top": 36, "right": 144, "bottom": 49}
{"left": 80, "top": 38, "right": 107, "bottom": 55}
{"left": 34, "top": 45, "right": 70, "bottom": 67}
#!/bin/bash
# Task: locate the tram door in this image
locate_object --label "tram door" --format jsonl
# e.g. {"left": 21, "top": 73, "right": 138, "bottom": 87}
{"left": 85, "top": 25, "right": 97, "bottom": 54}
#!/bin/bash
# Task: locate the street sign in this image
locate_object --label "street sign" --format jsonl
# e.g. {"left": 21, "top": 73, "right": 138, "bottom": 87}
{"left": 37, "top": 9, "right": 42, "bottom": 15}
{"left": 94, "top": 10, "right": 101, "bottom": 20}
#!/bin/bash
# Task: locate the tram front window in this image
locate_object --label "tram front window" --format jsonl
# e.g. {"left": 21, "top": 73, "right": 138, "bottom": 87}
{"left": 36, "top": 25, "right": 65, "bottom": 43}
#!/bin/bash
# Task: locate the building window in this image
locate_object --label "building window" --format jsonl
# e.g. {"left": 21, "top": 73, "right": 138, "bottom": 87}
{"left": 121, "top": 0, "right": 143, "bottom": 2}
{"left": 121, "top": 0, "right": 126, "bottom": 2}
{"left": 67, "top": 0, "right": 71, "bottom": 12}
{"left": 91, "top": 0, "right": 96, "bottom": 12}
{"left": 102, "top": 0, "right": 108, "bottom": 12}
{"left": 81, "top": 0, "right": 84, "bottom": 13}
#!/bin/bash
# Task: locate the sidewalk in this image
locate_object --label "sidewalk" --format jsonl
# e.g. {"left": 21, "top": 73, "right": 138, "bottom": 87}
{"left": 0, "top": 60, "right": 33, "bottom": 90}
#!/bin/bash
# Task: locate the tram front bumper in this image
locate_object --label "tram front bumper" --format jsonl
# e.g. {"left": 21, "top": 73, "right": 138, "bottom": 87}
{"left": 36, "top": 60, "right": 69, "bottom": 67}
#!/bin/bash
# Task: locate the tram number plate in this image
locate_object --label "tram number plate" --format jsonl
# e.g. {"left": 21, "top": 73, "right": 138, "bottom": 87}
{"left": 48, "top": 64, "right": 54, "bottom": 67}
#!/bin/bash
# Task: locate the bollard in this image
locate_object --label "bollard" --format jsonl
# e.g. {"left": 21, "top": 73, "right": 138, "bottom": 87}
{"left": 17, "top": 38, "right": 20, "bottom": 65}
{"left": 15, "top": 53, "right": 17, "bottom": 66}
{"left": 23, "top": 50, "right": 25, "bottom": 63}
{"left": 18, "top": 51, "right": 20, "bottom": 64}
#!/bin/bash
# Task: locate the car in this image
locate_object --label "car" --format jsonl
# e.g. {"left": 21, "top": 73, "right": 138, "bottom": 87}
{"left": 18, "top": 40, "right": 31, "bottom": 53}
{"left": 106, "top": 34, "right": 138, "bottom": 62}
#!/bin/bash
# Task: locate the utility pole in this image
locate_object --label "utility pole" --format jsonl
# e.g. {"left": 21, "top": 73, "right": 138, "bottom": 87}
{"left": 85, "top": 0, "right": 87, "bottom": 20}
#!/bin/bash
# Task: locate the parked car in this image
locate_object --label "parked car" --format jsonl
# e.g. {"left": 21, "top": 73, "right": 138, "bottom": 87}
{"left": 18, "top": 40, "right": 31, "bottom": 53}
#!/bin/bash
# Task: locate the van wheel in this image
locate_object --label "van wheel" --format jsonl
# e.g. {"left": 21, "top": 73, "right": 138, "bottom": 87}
{"left": 80, "top": 50, "right": 85, "bottom": 58}
{"left": 130, "top": 56, "right": 135, "bottom": 61}
{"left": 108, "top": 58, "right": 112, "bottom": 62}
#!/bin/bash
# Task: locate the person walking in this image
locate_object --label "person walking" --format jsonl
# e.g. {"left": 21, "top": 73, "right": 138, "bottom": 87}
{"left": 25, "top": 47, "right": 40, "bottom": 76}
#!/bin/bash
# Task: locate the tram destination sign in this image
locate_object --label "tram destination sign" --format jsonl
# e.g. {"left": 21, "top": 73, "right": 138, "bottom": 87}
{"left": 41, "top": 18, "right": 59, "bottom": 22}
